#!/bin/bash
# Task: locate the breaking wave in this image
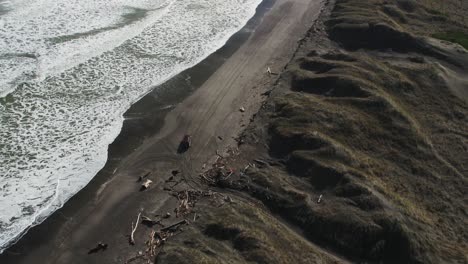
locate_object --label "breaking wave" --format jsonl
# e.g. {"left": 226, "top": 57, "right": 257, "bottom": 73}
{"left": 0, "top": 0, "right": 262, "bottom": 252}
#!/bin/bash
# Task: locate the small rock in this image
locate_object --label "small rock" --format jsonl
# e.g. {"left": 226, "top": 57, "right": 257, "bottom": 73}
{"left": 261, "top": 90, "right": 272, "bottom": 96}
{"left": 225, "top": 196, "right": 233, "bottom": 203}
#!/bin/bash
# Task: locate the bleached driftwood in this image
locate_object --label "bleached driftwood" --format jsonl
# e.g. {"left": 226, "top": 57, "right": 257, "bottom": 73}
{"left": 141, "top": 179, "right": 152, "bottom": 190}
{"left": 130, "top": 212, "right": 142, "bottom": 245}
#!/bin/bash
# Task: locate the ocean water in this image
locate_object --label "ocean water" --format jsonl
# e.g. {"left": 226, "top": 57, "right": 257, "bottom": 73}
{"left": 0, "top": 0, "right": 261, "bottom": 252}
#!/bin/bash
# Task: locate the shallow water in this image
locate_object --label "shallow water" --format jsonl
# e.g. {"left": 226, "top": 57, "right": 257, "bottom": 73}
{"left": 0, "top": 0, "right": 261, "bottom": 252}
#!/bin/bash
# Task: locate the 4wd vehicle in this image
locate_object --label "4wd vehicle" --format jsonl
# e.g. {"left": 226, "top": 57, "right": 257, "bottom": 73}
{"left": 177, "top": 134, "right": 192, "bottom": 153}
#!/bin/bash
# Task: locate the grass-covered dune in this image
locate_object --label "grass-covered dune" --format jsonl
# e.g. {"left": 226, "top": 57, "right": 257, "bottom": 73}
{"left": 156, "top": 0, "right": 468, "bottom": 263}
{"left": 259, "top": 48, "right": 467, "bottom": 262}
{"left": 328, "top": 0, "right": 468, "bottom": 49}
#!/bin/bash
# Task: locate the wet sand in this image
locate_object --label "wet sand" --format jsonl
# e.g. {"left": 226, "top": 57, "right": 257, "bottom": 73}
{"left": 0, "top": 0, "right": 325, "bottom": 263}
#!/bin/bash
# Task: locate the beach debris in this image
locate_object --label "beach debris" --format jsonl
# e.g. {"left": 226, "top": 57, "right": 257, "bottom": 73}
{"left": 201, "top": 146, "right": 243, "bottom": 185}
{"left": 261, "top": 90, "right": 272, "bottom": 96}
{"left": 126, "top": 220, "right": 189, "bottom": 263}
{"left": 166, "top": 176, "right": 174, "bottom": 182}
{"left": 200, "top": 155, "right": 232, "bottom": 185}
{"left": 226, "top": 146, "right": 240, "bottom": 156}
{"left": 88, "top": 242, "right": 108, "bottom": 254}
{"left": 266, "top": 66, "right": 278, "bottom": 75}
{"left": 174, "top": 190, "right": 200, "bottom": 217}
{"left": 253, "top": 158, "right": 269, "bottom": 167}
{"left": 239, "top": 106, "right": 245, "bottom": 112}
{"left": 124, "top": 254, "right": 145, "bottom": 264}
{"left": 171, "top": 170, "right": 180, "bottom": 176}
{"left": 146, "top": 230, "right": 158, "bottom": 258}
{"left": 235, "top": 136, "right": 245, "bottom": 145}
{"left": 161, "top": 219, "right": 188, "bottom": 232}
{"left": 224, "top": 196, "right": 233, "bottom": 203}
{"left": 218, "top": 136, "right": 223, "bottom": 140}
{"left": 140, "top": 179, "right": 152, "bottom": 190}
{"left": 141, "top": 215, "right": 163, "bottom": 227}
{"left": 317, "top": 194, "right": 323, "bottom": 203}
{"left": 97, "top": 242, "right": 108, "bottom": 249}
{"left": 164, "top": 212, "right": 171, "bottom": 219}
{"left": 169, "top": 179, "right": 184, "bottom": 189}
{"left": 138, "top": 171, "right": 151, "bottom": 182}
{"left": 175, "top": 194, "right": 190, "bottom": 217}
{"left": 129, "top": 212, "right": 142, "bottom": 245}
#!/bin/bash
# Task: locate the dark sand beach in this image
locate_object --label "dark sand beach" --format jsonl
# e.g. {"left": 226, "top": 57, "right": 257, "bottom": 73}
{"left": 2, "top": 0, "right": 468, "bottom": 263}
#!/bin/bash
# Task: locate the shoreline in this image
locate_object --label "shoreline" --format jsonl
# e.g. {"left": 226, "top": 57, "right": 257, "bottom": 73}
{"left": 0, "top": 0, "right": 325, "bottom": 262}
{"left": 0, "top": 0, "right": 267, "bottom": 253}
{"left": 0, "top": 0, "right": 273, "bottom": 256}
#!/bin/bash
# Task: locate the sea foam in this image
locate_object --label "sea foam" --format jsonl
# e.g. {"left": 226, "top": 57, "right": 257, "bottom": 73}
{"left": 0, "top": 0, "right": 262, "bottom": 252}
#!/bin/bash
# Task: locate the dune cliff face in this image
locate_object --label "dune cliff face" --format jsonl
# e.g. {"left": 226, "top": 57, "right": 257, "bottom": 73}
{"left": 156, "top": 1, "right": 468, "bottom": 263}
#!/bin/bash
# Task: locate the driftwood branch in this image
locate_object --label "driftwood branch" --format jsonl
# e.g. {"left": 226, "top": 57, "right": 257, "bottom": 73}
{"left": 129, "top": 212, "right": 142, "bottom": 245}
{"left": 141, "top": 216, "right": 163, "bottom": 227}
{"left": 124, "top": 254, "right": 145, "bottom": 264}
{"left": 138, "top": 171, "right": 151, "bottom": 182}
{"left": 161, "top": 219, "right": 188, "bottom": 232}
{"left": 147, "top": 230, "right": 157, "bottom": 257}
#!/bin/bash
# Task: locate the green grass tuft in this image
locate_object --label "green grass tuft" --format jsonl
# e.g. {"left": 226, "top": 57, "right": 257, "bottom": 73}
{"left": 432, "top": 31, "right": 468, "bottom": 50}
